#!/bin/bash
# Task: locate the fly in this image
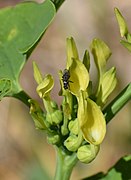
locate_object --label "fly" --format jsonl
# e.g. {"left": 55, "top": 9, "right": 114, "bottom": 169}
{"left": 62, "top": 69, "right": 71, "bottom": 90}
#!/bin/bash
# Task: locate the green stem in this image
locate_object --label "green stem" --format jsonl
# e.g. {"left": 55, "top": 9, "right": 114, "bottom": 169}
{"left": 12, "top": 90, "right": 31, "bottom": 108}
{"left": 51, "top": 0, "right": 66, "bottom": 11}
{"left": 43, "top": 99, "right": 54, "bottom": 114}
{"left": 54, "top": 147, "right": 78, "bottom": 180}
{"left": 103, "top": 83, "right": 131, "bottom": 124}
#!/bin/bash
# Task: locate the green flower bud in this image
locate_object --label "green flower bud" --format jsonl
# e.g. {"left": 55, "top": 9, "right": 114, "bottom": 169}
{"left": 28, "top": 99, "right": 46, "bottom": 130}
{"left": 61, "top": 102, "right": 71, "bottom": 136}
{"left": 77, "top": 144, "right": 100, "bottom": 164}
{"left": 64, "top": 132, "right": 83, "bottom": 152}
{"left": 46, "top": 109, "right": 63, "bottom": 125}
{"left": 47, "top": 134, "right": 60, "bottom": 145}
{"left": 68, "top": 118, "right": 79, "bottom": 135}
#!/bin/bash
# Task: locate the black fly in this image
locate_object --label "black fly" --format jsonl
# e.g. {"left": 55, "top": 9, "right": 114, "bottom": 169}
{"left": 62, "top": 69, "right": 70, "bottom": 90}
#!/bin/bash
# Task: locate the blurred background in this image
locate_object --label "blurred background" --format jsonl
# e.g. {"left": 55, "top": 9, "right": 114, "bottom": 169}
{"left": 0, "top": 0, "right": 131, "bottom": 179}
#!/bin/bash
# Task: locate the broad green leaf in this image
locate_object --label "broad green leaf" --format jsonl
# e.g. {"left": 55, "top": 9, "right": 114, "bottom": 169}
{"left": 23, "top": 158, "right": 51, "bottom": 180}
{"left": 0, "top": 0, "right": 56, "bottom": 99}
{"left": 114, "top": 8, "right": 128, "bottom": 38}
{"left": 0, "top": 78, "right": 12, "bottom": 100}
{"left": 83, "top": 155, "right": 131, "bottom": 180}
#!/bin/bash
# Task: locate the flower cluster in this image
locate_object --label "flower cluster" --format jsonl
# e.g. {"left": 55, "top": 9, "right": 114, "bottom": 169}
{"left": 29, "top": 37, "right": 117, "bottom": 163}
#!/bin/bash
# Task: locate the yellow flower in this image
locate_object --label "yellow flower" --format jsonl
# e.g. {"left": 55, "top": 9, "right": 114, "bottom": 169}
{"left": 78, "top": 92, "right": 106, "bottom": 145}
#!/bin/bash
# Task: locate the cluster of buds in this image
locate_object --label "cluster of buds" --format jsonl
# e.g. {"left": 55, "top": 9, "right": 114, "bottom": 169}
{"left": 29, "top": 37, "right": 117, "bottom": 163}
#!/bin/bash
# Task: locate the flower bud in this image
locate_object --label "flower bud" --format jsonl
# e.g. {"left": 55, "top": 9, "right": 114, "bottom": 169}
{"left": 29, "top": 99, "right": 46, "bottom": 130}
{"left": 77, "top": 144, "right": 100, "bottom": 164}
{"left": 47, "top": 134, "right": 60, "bottom": 145}
{"left": 64, "top": 133, "right": 83, "bottom": 152}
{"left": 68, "top": 118, "right": 79, "bottom": 135}
{"left": 46, "top": 110, "right": 63, "bottom": 125}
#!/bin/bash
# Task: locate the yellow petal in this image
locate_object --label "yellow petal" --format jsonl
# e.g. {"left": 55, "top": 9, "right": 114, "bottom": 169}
{"left": 33, "top": 61, "right": 43, "bottom": 84}
{"left": 78, "top": 93, "right": 106, "bottom": 145}
{"left": 66, "top": 37, "right": 79, "bottom": 69}
{"left": 90, "top": 38, "right": 111, "bottom": 75}
{"left": 114, "top": 8, "right": 128, "bottom": 38}
{"left": 37, "top": 74, "right": 54, "bottom": 99}
{"left": 96, "top": 67, "right": 117, "bottom": 106}
{"left": 69, "top": 58, "right": 89, "bottom": 96}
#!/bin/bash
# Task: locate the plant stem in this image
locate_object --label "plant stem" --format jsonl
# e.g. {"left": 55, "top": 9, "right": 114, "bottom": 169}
{"left": 12, "top": 90, "right": 31, "bottom": 108}
{"left": 54, "top": 147, "right": 78, "bottom": 180}
{"left": 51, "top": 0, "right": 66, "bottom": 11}
{"left": 103, "top": 83, "right": 131, "bottom": 124}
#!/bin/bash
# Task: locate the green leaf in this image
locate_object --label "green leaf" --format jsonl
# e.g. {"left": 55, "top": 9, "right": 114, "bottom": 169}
{"left": 0, "top": 0, "right": 56, "bottom": 99}
{"left": 0, "top": 78, "right": 12, "bottom": 100}
{"left": 23, "top": 158, "right": 51, "bottom": 180}
{"left": 83, "top": 155, "right": 131, "bottom": 180}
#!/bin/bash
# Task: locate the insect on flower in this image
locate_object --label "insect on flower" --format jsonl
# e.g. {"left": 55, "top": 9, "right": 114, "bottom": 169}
{"left": 62, "top": 69, "right": 71, "bottom": 89}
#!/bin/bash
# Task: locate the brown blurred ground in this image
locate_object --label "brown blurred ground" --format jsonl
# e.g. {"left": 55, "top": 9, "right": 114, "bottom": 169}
{"left": 0, "top": 0, "right": 131, "bottom": 180}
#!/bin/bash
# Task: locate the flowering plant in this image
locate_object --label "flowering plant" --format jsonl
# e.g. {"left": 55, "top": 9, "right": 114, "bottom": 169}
{"left": 0, "top": 1, "right": 130, "bottom": 179}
